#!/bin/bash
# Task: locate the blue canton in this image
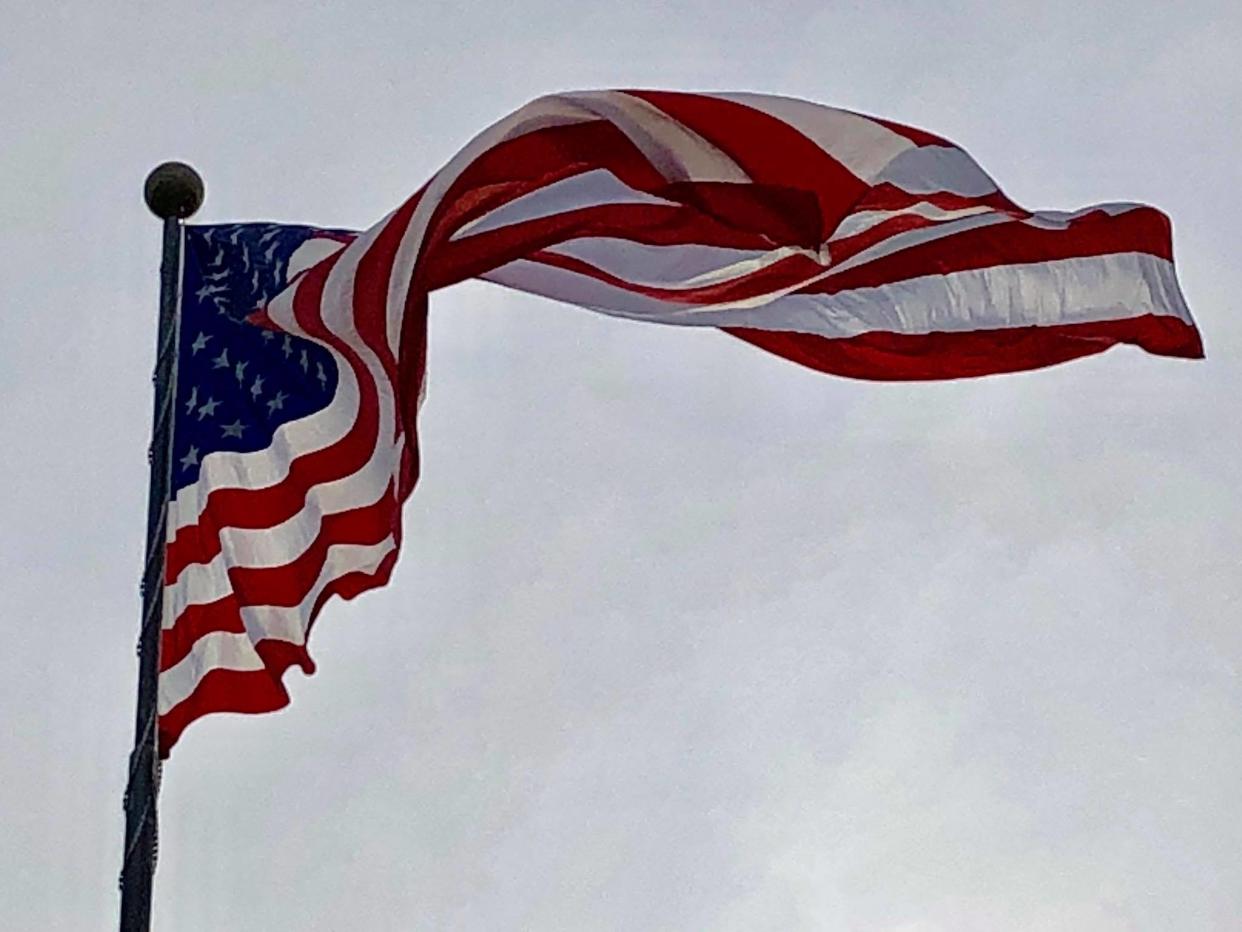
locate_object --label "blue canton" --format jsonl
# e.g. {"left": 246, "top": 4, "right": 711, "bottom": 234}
{"left": 172, "top": 223, "right": 345, "bottom": 495}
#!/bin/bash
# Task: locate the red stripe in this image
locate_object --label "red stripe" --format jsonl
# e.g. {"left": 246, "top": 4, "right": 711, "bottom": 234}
{"left": 424, "top": 119, "right": 669, "bottom": 251}
{"left": 351, "top": 191, "right": 424, "bottom": 392}
{"left": 807, "top": 207, "right": 1175, "bottom": 295}
{"left": 726, "top": 313, "right": 1202, "bottom": 381}
{"left": 467, "top": 207, "right": 1144, "bottom": 311}
{"left": 867, "top": 114, "right": 949, "bottom": 147}
{"left": 157, "top": 665, "right": 291, "bottom": 758}
{"left": 655, "top": 181, "right": 824, "bottom": 251}
{"left": 158, "top": 201, "right": 423, "bottom": 753}
{"left": 524, "top": 248, "right": 822, "bottom": 306}
{"left": 160, "top": 487, "right": 397, "bottom": 673}
{"left": 858, "top": 183, "right": 1023, "bottom": 215}
{"left": 157, "top": 552, "right": 400, "bottom": 759}
{"left": 426, "top": 202, "right": 777, "bottom": 290}
{"left": 394, "top": 295, "right": 426, "bottom": 506}
{"left": 305, "top": 545, "right": 400, "bottom": 634}
{"left": 227, "top": 486, "right": 395, "bottom": 608}
{"left": 827, "top": 211, "right": 981, "bottom": 267}
{"left": 165, "top": 196, "right": 420, "bottom": 583}
{"left": 165, "top": 264, "right": 379, "bottom": 581}
{"left": 160, "top": 593, "right": 244, "bottom": 672}
{"left": 627, "top": 90, "right": 869, "bottom": 243}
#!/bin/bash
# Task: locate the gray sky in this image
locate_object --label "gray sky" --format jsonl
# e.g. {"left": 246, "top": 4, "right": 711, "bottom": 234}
{"left": 3, "top": 2, "right": 1241, "bottom": 929}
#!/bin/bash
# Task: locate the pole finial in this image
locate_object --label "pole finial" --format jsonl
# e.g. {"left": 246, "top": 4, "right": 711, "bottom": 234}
{"left": 144, "top": 162, "right": 204, "bottom": 220}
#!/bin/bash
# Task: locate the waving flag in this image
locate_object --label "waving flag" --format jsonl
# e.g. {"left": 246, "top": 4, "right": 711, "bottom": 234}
{"left": 158, "top": 224, "right": 362, "bottom": 751}
{"left": 158, "top": 90, "right": 1200, "bottom": 755}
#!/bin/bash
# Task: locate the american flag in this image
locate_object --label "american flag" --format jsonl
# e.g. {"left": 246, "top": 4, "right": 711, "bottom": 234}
{"left": 159, "top": 223, "right": 363, "bottom": 752}
{"left": 158, "top": 90, "right": 1201, "bottom": 755}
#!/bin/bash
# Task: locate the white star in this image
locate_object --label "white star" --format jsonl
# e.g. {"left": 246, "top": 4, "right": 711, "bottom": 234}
{"left": 263, "top": 240, "right": 280, "bottom": 262}
{"left": 212, "top": 348, "right": 230, "bottom": 369}
{"left": 266, "top": 390, "right": 288, "bottom": 415}
{"left": 272, "top": 257, "right": 285, "bottom": 281}
{"left": 196, "top": 397, "right": 220, "bottom": 420}
{"left": 220, "top": 419, "right": 245, "bottom": 439}
{"left": 211, "top": 246, "right": 224, "bottom": 266}
{"left": 179, "top": 446, "right": 200, "bottom": 470}
{"left": 204, "top": 269, "right": 229, "bottom": 282}
{"left": 281, "top": 335, "right": 293, "bottom": 359}
{"left": 234, "top": 360, "right": 249, "bottom": 385}
{"left": 261, "top": 330, "right": 275, "bottom": 342}
{"left": 258, "top": 227, "right": 280, "bottom": 245}
{"left": 316, "top": 362, "right": 328, "bottom": 388}
{"left": 190, "top": 332, "right": 210, "bottom": 355}
{"left": 250, "top": 375, "right": 264, "bottom": 398}
{"left": 299, "top": 349, "right": 309, "bottom": 373}
{"left": 184, "top": 385, "right": 198, "bottom": 414}
{"left": 195, "top": 283, "right": 227, "bottom": 301}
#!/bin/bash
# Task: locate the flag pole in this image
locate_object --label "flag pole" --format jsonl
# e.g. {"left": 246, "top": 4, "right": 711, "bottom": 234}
{"left": 120, "top": 162, "right": 204, "bottom": 932}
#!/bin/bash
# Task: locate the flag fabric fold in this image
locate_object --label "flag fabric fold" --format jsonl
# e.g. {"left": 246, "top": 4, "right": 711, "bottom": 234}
{"left": 157, "top": 90, "right": 1200, "bottom": 755}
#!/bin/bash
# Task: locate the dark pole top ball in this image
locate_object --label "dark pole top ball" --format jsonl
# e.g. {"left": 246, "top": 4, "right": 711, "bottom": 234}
{"left": 144, "top": 161, "right": 204, "bottom": 220}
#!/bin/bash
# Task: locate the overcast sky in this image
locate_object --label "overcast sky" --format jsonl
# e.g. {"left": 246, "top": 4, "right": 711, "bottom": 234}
{"left": 3, "top": 2, "right": 1241, "bottom": 929}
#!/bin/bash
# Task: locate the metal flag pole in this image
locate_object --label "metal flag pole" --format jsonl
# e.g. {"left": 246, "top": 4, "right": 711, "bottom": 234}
{"left": 120, "top": 162, "right": 204, "bottom": 932}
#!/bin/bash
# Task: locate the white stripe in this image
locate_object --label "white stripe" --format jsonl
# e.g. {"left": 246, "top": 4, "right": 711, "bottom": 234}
{"left": 286, "top": 237, "right": 349, "bottom": 280}
{"left": 171, "top": 219, "right": 400, "bottom": 538}
{"left": 492, "top": 95, "right": 608, "bottom": 143}
{"left": 487, "top": 215, "right": 1018, "bottom": 318}
{"left": 792, "top": 252, "right": 1194, "bottom": 335}
{"left": 158, "top": 536, "right": 397, "bottom": 714}
{"left": 384, "top": 95, "right": 605, "bottom": 357}
{"left": 450, "top": 169, "right": 678, "bottom": 241}
{"left": 712, "top": 92, "right": 915, "bottom": 181}
{"left": 236, "top": 536, "right": 395, "bottom": 646}
{"left": 1021, "top": 202, "right": 1145, "bottom": 228}
{"left": 873, "top": 144, "right": 999, "bottom": 197}
{"left": 825, "top": 211, "right": 1014, "bottom": 278}
{"left": 547, "top": 238, "right": 814, "bottom": 290}
{"left": 383, "top": 90, "right": 750, "bottom": 354}
{"left": 569, "top": 91, "right": 751, "bottom": 184}
{"left": 166, "top": 551, "right": 229, "bottom": 621}
{"left": 482, "top": 252, "right": 1191, "bottom": 336}
{"left": 827, "top": 204, "right": 1146, "bottom": 280}
{"left": 158, "top": 631, "right": 264, "bottom": 714}
{"left": 167, "top": 349, "right": 359, "bottom": 535}
{"left": 164, "top": 432, "right": 400, "bottom": 613}
{"left": 168, "top": 245, "right": 366, "bottom": 533}
{"left": 830, "top": 203, "right": 994, "bottom": 241}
